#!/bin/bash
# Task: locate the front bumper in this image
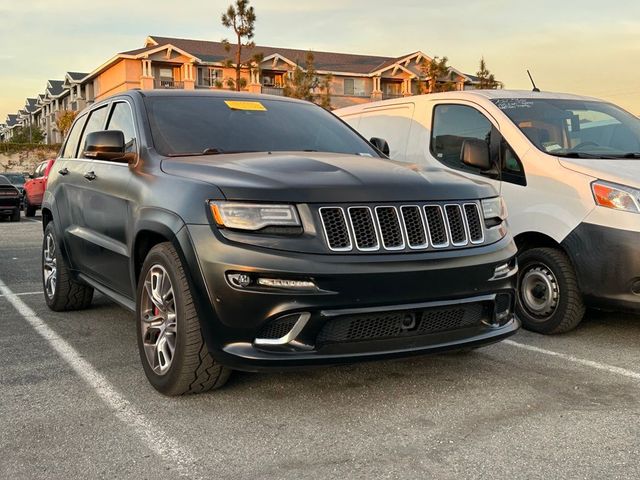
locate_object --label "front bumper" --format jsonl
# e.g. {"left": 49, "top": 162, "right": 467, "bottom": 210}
{"left": 563, "top": 222, "right": 640, "bottom": 312}
{"left": 0, "top": 200, "right": 19, "bottom": 216}
{"left": 183, "top": 225, "right": 519, "bottom": 371}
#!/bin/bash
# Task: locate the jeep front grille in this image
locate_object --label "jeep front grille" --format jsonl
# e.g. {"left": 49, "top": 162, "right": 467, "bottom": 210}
{"left": 318, "top": 202, "right": 485, "bottom": 253}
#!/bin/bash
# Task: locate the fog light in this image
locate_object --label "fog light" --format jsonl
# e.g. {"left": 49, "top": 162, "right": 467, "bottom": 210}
{"left": 256, "top": 278, "right": 317, "bottom": 290}
{"left": 227, "top": 273, "right": 252, "bottom": 288}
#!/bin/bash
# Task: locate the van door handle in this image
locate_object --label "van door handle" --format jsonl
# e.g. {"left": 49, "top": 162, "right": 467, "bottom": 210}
{"left": 59, "top": 168, "right": 69, "bottom": 176}
{"left": 84, "top": 171, "right": 96, "bottom": 181}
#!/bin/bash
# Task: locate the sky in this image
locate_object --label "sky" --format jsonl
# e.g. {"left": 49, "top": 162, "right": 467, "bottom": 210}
{"left": 2, "top": 0, "right": 640, "bottom": 119}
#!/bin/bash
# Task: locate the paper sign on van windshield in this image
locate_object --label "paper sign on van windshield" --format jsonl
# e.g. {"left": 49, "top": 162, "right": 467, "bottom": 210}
{"left": 494, "top": 99, "right": 534, "bottom": 110}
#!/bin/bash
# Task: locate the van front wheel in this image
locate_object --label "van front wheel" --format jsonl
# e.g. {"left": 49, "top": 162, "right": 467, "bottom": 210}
{"left": 516, "top": 247, "right": 585, "bottom": 334}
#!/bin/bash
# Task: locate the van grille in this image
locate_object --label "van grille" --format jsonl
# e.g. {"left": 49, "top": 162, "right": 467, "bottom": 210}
{"left": 318, "top": 202, "right": 484, "bottom": 253}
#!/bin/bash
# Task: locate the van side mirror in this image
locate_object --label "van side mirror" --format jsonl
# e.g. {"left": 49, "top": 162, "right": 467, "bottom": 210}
{"left": 83, "top": 130, "right": 134, "bottom": 164}
{"left": 461, "top": 139, "right": 491, "bottom": 171}
{"left": 370, "top": 137, "right": 390, "bottom": 156}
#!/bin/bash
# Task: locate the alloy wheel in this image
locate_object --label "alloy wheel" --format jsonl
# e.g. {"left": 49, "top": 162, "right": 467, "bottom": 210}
{"left": 140, "top": 265, "right": 177, "bottom": 375}
{"left": 43, "top": 233, "right": 57, "bottom": 298}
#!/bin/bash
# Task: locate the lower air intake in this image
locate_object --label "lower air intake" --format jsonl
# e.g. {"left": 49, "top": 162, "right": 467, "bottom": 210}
{"left": 316, "top": 303, "right": 485, "bottom": 345}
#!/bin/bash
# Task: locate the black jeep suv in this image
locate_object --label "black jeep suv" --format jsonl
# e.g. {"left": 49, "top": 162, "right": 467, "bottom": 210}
{"left": 0, "top": 174, "right": 21, "bottom": 222}
{"left": 42, "top": 90, "right": 519, "bottom": 395}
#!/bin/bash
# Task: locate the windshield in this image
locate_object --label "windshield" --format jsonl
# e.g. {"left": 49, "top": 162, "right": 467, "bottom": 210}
{"left": 0, "top": 175, "right": 10, "bottom": 185}
{"left": 2, "top": 173, "right": 25, "bottom": 185}
{"left": 145, "top": 96, "right": 380, "bottom": 158}
{"left": 493, "top": 98, "right": 640, "bottom": 158}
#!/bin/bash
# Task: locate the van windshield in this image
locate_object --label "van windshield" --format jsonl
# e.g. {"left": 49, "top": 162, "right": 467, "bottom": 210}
{"left": 144, "top": 95, "right": 380, "bottom": 158}
{"left": 493, "top": 98, "right": 640, "bottom": 159}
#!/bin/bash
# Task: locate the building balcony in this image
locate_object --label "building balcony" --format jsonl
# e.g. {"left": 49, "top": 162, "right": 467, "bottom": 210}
{"left": 154, "top": 79, "right": 184, "bottom": 89}
{"left": 261, "top": 86, "right": 284, "bottom": 96}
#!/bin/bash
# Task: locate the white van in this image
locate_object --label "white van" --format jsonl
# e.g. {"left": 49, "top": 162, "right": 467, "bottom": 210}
{"left": 336, "top": 90, "right": 640, "bottom": 334}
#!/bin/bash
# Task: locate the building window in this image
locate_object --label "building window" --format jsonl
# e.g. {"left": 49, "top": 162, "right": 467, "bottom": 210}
{"left": 198, "top": 67, "right": 224, "bottom": 87}
{"left": 159, "top": 68, "right": 173, "bottom": 81}
{"left": 343, "top": 78, "right": 366, "bottom": 97}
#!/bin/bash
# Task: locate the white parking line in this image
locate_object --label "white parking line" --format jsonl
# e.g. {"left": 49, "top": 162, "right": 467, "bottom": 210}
{"left": 0, "top": 290, "right": 42, "bottom": 298}
{"left": 0, "top": 278, "right": 201, "bottom": 479}
{"left": 504, "top": 339, "right": 640, "bottom": 381}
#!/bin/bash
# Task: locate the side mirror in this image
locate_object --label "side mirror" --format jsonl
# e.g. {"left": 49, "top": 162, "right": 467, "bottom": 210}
{"left": 83, "top": 130, "right": 134, "bottom": 163}
{"left": 370, "top": 137, "right": 390, "bottom": 156}
{"left": 461, "top": 138, "right": 492, "bottom": 171}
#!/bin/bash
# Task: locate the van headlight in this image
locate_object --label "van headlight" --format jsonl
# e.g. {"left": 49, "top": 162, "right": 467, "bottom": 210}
{"left": 481, "top": 196, "right": 507, "bottom": 221}
{"left": 592, "top": 181, "right": 640, "bottom": 214}
{"left": 209, "top": 201, "right": 301, "bottom": 231}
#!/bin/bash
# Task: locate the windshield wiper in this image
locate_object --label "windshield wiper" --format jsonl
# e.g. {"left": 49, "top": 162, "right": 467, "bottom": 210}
{"left": 621, "top": 152, "right": 640, "bottom": 158}
{"left": 166, "top": 148, "right": 255, "bottom": 157}
{"left": 557, "top": 152, "right": 621, "bottom": 159}
{"left": 202, "top": 147, "right": 224, "bottom": 155}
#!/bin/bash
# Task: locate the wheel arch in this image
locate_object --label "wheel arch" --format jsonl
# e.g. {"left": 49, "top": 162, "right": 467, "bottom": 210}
{"left": 132, "top": 213, "right": 188, "bottom": 284}
{"left": 514, "top": 231, "right": 564, "bottom": 252}
{"left": 514, "top": 230, "right": 585, "bottom": 295}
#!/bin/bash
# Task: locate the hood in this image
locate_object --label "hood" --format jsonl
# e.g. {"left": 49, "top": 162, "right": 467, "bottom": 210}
{"left": 161, "top": 151, "right": 496, "bottom": 202}
{"left": 559, "top": 158, "right": 640, "bottom": 189}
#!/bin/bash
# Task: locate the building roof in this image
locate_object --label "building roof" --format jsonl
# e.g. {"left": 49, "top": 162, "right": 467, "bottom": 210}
{"left": 66, "top": 71, "right": 88, "bottom": 81}
{"left": 145, "top": 35, "right": 409, "bottom": 74}
{"left": 6, "top": 114, "right": 19, "bottom": 127}
{"left": 25, "top": 98, "right": 38, "bottom": 113}
{"left": 47, "top": 80, "right": 65, "bottom": 96}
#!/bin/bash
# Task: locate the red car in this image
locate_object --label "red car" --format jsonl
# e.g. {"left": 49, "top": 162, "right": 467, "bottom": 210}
{"left": 24, "top": 158, "right": 55, "bottom": 217}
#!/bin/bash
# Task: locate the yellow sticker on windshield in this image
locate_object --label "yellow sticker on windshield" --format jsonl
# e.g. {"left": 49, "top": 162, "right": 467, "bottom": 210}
{"left": 224, "top": 100, "right": 267, "bottom": 111}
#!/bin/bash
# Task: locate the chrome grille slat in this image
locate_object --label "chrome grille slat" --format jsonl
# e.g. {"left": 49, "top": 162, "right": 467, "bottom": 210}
{"left": 374, "top": 206, "right": 405, "bottom": 250}
{"left": 464, "top": 203, "right": 484, "bottom": 244}
{"left": 444, "top": 204, "right": 468, "bottom": 246}
{"left": 319, "top": 207, "right": 352, "bottom": 251}
{"left": 424, "top": 205, "right": 449, "bottom": 248}
{"left": 319, "top": 201, "right": 486, "bottom": 253}
{"left": 348, "top": 206, "right": 380, "bottom": 251}
{"left": 400, "top": 205, "right": 428, "bottom": 249}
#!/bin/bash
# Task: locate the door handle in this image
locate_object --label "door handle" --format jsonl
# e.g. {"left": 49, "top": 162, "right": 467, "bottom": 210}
{"left": 59, "top": 168, "right": 69, "bottom": 176}
{"left": 84, "top": 171, "right": 96, "bottom": 181}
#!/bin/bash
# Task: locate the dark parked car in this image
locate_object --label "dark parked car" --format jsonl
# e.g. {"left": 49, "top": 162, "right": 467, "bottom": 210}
{"left": 0, "top": 175, "right": 21, "bottom": 222}
{"left": 42, "top": 90, "right": 519, "bottom": 395}
{"left": 2, "top": 172, "right": 26, "bottom": 207}
{"left": 24, "top": 158, "right": 55, "bottom": 217}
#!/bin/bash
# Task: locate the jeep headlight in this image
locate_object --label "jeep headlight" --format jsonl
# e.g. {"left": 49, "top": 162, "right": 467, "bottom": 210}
{"left": 209, "top": 201, "right": 301, "bottom": 230}
{"left": 481, "top": 196, "right": 508, "bottom": 221}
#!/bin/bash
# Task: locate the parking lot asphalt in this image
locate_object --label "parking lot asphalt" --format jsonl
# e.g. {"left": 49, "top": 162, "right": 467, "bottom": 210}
{"left": 1, "top": 214, "right": 640, "bottom": 480}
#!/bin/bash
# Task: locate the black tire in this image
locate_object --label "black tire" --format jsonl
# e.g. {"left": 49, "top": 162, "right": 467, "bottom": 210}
{"left": 136, "top": 242, "right": 231, "bottom": 395}
{"left": 10, "top": 208, "right": 20, "bottom": 222}
{"left": 25, "top": 197, "right": 36, "bottom": 217}
{"left": 516, "top": 247, "right": 585, "bottom": 334}
{"left": 42, "top": 222, "right": 94, "bottom": 311}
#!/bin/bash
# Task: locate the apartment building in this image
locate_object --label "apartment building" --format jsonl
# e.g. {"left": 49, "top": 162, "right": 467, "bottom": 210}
{"left": 5, "top": 35, "right": 481, "bottom": 144}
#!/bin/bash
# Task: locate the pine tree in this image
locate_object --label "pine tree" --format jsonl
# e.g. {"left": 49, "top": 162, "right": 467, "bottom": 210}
{"left": 221, "top": 0, "right": 257, "bottom": 91}
{"left": 420, "top": 56, "right": 455, "bottom": 93}
{"left": 476, "top": 57, "right": 503, "bottom": 89}
{"left": 283, "top": 52, "right": 333, "bottom": 109}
